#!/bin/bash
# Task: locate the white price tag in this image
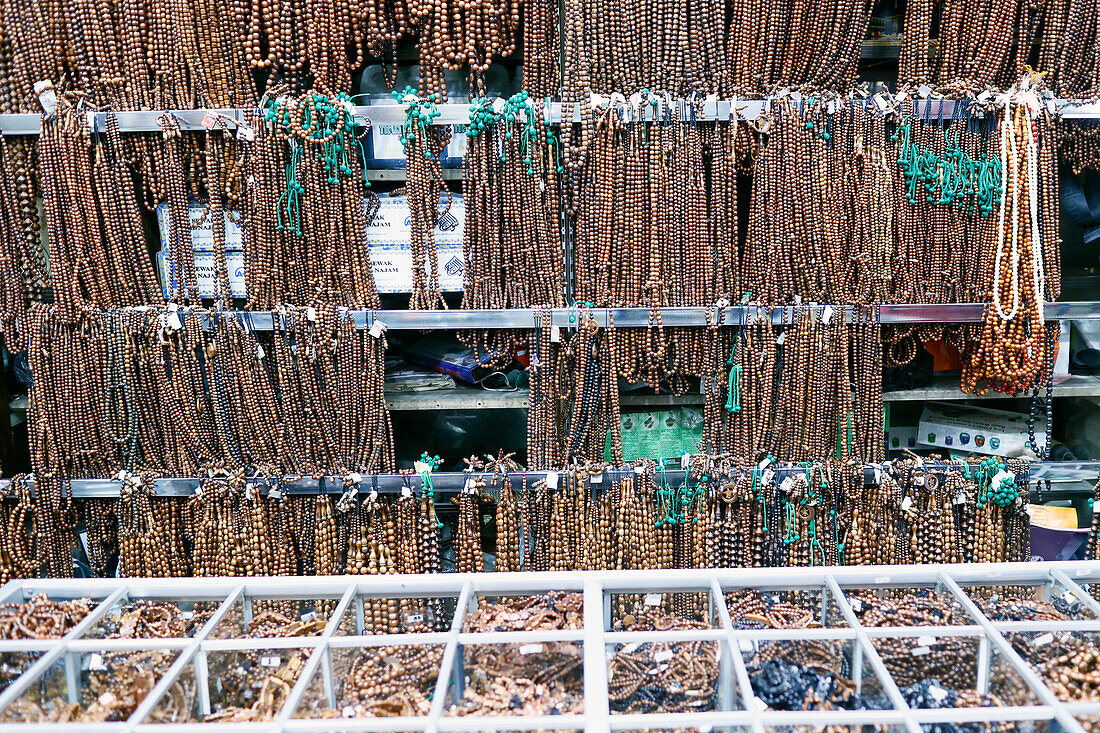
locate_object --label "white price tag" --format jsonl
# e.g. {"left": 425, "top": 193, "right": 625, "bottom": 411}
{"left": 928, "top": 684, "right": 948, "bottom": 702}
{"left": 911, "top": 645, "right": 931, "bottom": 656}
{"left": 301, "top": 611, "right": 316, "bottom": 622}
{"left": 255, "top": 344, "right": 265, "bottom": 359}
{"left": 822, "top": 305, "right": 833, "bottom": 325}
{"left": 1034, "top": 633, "right": 1054, "bottom": 647}
{"left": 776, "top": 332, "right": 786, "bottom": 345}
{"left": 546, "top": 471, "right": 559, "bottom": 490}
{"left": 87, "top": 653, "right": 106, "bottom": 671}
{"left": 369, "top": 320, "right": 387, "bottom": 338}
{"left": 739, "top": 638, "right": 756, "bottom": 653}
{"left": 519, "top": 643, "right": 543, "bottom": 655}
{"left": 1063, "top": 591, "right": 1078, "bottom": 605}
{"left": 762, "top": 468, "right": 775, "bottom": 485}
{"left": 918, "top": 85, "right": 932, "bottom": 98}
{"left": 551, "top": 325, "right": 561, "bottom": 343}
{"left": 181, "top": 611, "right": 194, "bottom": 620}
{"left": 850, "top": 598, "right": 863, "bottom": 612}
{"left": 916, "top": 635, "right": 936, "bottom": 647}
{"left": 895, "top": 90, "right": 908, "bottom": 104}
{"left": 644, "top": 593, "right": 662, "bottom": 606}
{"left": 406, "top": 614, "right": 424, "bottom": 624}
{"left": 901, "top": 496, "right": 913, "bottom": 512}
{"left": 202, "top": 111, "right": 219, "bottom": 129}
{"left": 34, "top": 81, "right": 57, "bottom": 114}
{"left": 401, "top": 485, "right": 412, "bottom": 498}
{"left": 261, "top": 656, "right": 281, "bottom": 667}
{"left": 680, "top": 454, "right": 690, "bottom": 469}
{"left": 167, "top": 310, "right": 183, "bottom": 330}
{"left": 634, "top": 465, "right": 646, "bottom": 475}
{"left": 779, "top": 476, "right": 794, "bottom": 493}
{"left": 654, "top": 650, "right": 674, "bottom": 663}
{"left": 954, "top": 492, "right": 967, "bottom": 505}
{"left": 590, "top": 472, "right": 603, "bottom": 484}
{"left": 236, "top": 125, "right": 255, "bottom": 141}
{"left": 757, "top": 456, "right": 772, "bottom": 472}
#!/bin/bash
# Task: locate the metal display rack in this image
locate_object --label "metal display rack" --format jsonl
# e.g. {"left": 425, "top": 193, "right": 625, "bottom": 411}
{"left": 1, "top": 460, "right": 1096, "bottom": 498}
{"left": 3, "top": 562, "right": 1100, "bottom": 731}
{"left": 81, "top": 301, "right": 1100, "bottom": 330}
{"left": 0, "top": 96, "right": 1098, "bottom": 134}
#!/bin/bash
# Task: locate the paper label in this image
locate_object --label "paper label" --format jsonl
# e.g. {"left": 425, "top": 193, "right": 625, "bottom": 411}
{"left": 236, "top": 125, "right": 255, "bottom": 141}
{"left": 654, "top": 650, "right": 674, "bottom": 662}
{"left": 406, "top": 613, "right": 424, "bottom": 624}
{"left": 1063, "top": 591, "right": 1077, "bottom": 605}
{"left": 822, "top": 305, "right": 833, "bottom": 325}
{"left": 546, "top": 472, "right": 559, "bottom": 490}
{"left": 156, "top": 249, "right": 246, "bottom": 299}
{"left": 369, "top": 320, "right": 388, "bottom": 338}
{"left": 644, "top": 593, "right": 662, "bottom": 606}
{"left": 202, "top": 111, "right": 218, "bottom": 129}
{"left": 550, "top": 326, "right": 561, "bottom": 343}
{"left": 901, "top": 496, "right": 913, "bottom": 512}
{"left": 916, "top": 635, "right": 936, "bottom": 647}
{"left": 928, "top": 684, "right": 948, "bottom": 702}
{"left": 590, "top": 472, "right": 603, "bottom": 484}
{"left": 366, "top": 195, "right": 466, "bottom": 293}
{"left": 850, "top": 598, "right": 863, "bottom": 612}
{"left": 301, "top": 611, "right": 316, "bottom": 622}
{"left": 519, "top": 643, "right": 543, "bottom": 655}
{"left": 260, "top": 656, "right": 281, "bottom": 667}
{"left": 1034, "top": 633, "right": 1054, "bottom": 646}
{"left": 911, "top": 645, "right": 931, "bottom": 656}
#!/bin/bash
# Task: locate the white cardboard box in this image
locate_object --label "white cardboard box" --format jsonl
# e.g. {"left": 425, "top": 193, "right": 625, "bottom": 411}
{"left": 155, "top": 195, "right": 465, "bottom": 296}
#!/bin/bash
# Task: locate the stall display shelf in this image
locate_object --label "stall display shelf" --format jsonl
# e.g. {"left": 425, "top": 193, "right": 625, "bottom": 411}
{"left": 1, "top": 97, "right": 1098, "bottom": 134}
{"left": 385, "top": 374, "right": 1100, "bottom": 410}
{"left": 2, "top": 562, "right": 1100, "bottom": 731}
{"left": 88, "top": 302, "right": 1100, "bottom": 331}
{"left": 1, "top": 461, "right": 1096, "bottom": 498}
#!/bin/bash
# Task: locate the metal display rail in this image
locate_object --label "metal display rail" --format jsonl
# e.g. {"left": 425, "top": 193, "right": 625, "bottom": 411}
{"left": 0, "top": 460, "right": 1096, "bottom": 498}
{"left": 90, "top": 301, "right": 1100, "bottom": 331}
{"left": 1, "top": 97, "right": 1099, "bottom": 134}
{"left": 3, "top": 562, "right": 1100, "bottom": 731}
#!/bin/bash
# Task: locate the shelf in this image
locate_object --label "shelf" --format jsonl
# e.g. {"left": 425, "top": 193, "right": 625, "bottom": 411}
{"left": 1, "top": 563, "right": 1099, "bottom": 731}
{"left": 386, "top": 385, "right": 705, "bottom": 410}
{"left": 368, "top": 167, "right": 463, "bottom": 181}
{"left": 145, "top": 301, "right": 1100, "bottom": 331}
{"left": 1, "top": 460, "right": 1095, "bottom": 498}
{"left": 883, "top": 374, "right": 1100, "bottom": 402}
{"left": 3, "top": 96, "right": 1099, "bottom": 134}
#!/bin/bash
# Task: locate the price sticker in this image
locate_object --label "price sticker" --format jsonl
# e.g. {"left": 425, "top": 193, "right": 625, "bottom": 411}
{"left": 406, "top": 614, "right": 424, "bottom": 625}
{"left": 762, "top": 468, "right": 775, "bottom": 485}
{"left": 236, "top": 125, "right": 256, "bottom": 141}
{"left": 928, "top": 684, "right": 948, "bottom": 702}
{"left": 779, "top": 476, "right": 794, "bottom": 493}
{"left": 550, "top": 325, "right": 561, "bottom": 343}
{"left": 519, "top": 643, "right": 543, "bottom": 655}
{"left": 261, "top": 656, "right": 282, "bottom": 667}
{"left": 776, "top": 332, "right": 786, "bottom": 345}
{"left": 87, "top": 653, "right": 106, "bottom": 671}
{"left": 301, "top": 611, "right": 317, "bottom": 622}
{"left": 255, "top": 344, "right": 265, "bottom": 360}
{"left": 654, "top": 650, "right": 674, "bottom": 663}
{"left": 1034, "top": 633, "right": 1054, "bottom": 647}
{"left": 181, "top": 611, "right": 194, "bottom": 620}
{"left": 590, "top": 472, "right": 603, "bottom": 484}
{"left": 369, "top": 320, "right": 387, "bottom": 338}
{"left": 822, "top": 305, "right": 834, "bottom": 325}
{"left": 546, "top": 472, "right": 559, "bottom": 490}
{"left": 202, "top": 111, "right": 219, "bottom": 129}
{"left": 401, "top": 485, "right": 413, "bottom": 499}
{"left": 634, "top": 465, "right": 646, "bottom": 475}
{"left": 901, "top": 496, "right": 913, "bottom": 512}
{"left": 1063, "top": 591, "right": 1078, "bottom": 605}
{"left": 850, "top": 598, "right": 863, "bottom": 612}
{"left": 644, "top": 593, "right": 663, "bottom": 606}
{"left": 910, "top": 645, "right": 931, "bottom": 656}
{"left": 916, "top": 635, "right": 936, "bottom": 647}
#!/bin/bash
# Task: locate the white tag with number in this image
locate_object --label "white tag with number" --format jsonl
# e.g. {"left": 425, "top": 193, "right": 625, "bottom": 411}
{"left": 369, "top": 320, "right": 387, "bottom": 338}
{"left": 519, "top": 644, "right": 543, "bottom": 655}
{"left": 546, "top": 472, "right": 559, "bottom": 490}
{"left": 644, "top": 593, "right": 662, "bottom": 606}
{"left": 590, "top": 472, "right": 603, "bottom": 484}
{"left": 261, "top": 656, "right": 281, "bottom": 667}
{"left": 301, "top": 611, "right": 316, "bottom": 622}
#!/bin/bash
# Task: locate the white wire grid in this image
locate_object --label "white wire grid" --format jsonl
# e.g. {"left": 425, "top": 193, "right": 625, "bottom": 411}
{"left": 3, "top": 562, "right": 1100, "bottom": 732}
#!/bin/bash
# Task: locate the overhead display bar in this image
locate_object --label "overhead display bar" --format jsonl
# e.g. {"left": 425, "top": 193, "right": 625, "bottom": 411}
{"left": 2, "top": 461, "right": 1095, "bottom": 498}
{"left": 2, "top": 96, "right": 1100, "bottom": 134}
{"left": 135, "top": 302, "right": 1100, "bottom": 331}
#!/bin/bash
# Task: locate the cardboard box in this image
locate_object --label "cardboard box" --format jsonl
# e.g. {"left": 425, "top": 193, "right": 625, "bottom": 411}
{"left": 155, "top": 195, "right": 466, "bottom": 296}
